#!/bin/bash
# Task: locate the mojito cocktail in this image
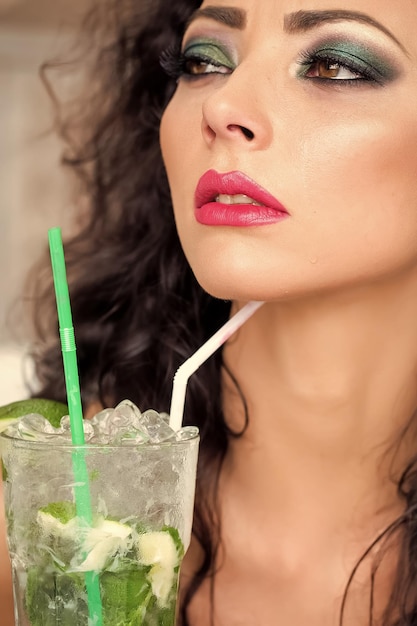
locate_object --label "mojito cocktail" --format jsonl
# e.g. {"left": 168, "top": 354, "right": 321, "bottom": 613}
{"left": 1, "top": 401, "right": 199, "bottom": 625}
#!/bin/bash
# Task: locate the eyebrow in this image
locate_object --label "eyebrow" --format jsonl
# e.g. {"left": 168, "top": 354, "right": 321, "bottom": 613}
{"left": 284, "top": 10, "right": 408, "bottom": 55}
{"left": 185, "top": 6, "right": 246, "bottom": 31}
{"left": 184, "top": 7, "right": 408, "bottom": 56}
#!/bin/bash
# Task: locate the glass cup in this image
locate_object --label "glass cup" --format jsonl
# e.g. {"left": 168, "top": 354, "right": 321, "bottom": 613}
{"left": 1, "top": 427, "right": 199, "bottom": 625}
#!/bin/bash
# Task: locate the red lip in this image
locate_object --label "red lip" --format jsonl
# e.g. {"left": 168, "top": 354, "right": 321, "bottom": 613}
{"left": 194, "top": 170, "right": 289, "bottom": 227}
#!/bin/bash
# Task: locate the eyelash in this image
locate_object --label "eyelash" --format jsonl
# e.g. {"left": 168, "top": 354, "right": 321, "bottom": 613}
{"left": 298, "top": 49, "right": 383, "bottom": 86}
{"left": 160, "top": 43, "right": 383, "bottom": 86}
{"left": 160, "top": 44, "right": 232, "bottom": 80}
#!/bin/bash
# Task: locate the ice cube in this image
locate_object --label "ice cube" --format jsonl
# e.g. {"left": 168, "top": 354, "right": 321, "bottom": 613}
{"left": 159, "top": 412, "right": 170, "bottom": 424}
{"left": 89, "top": 401, "right": 148, "bottom": 445}
{"left": 88, "top": 408, "right": 115, "bottom": 444}
{"left": 90, "top": 408, "right": 114, "bottom": 431}
{"left": 175, "top": 426, "right": 199, "bottom": 442}
{"left": 3, "top": 412, "right": 101, "bottom": 444}
{"left": 119, "top": 430, "right": 149, "bottom": 446}
{"left": 15, "top": 413, "right": 60, "bottom": 441}
{"left": 82, "top": 420, "right": 95, "bottom": 442}
{"left": 113, "top": 400, "right": 142, "bottom": 424}
{"left": 4, "top": 400, "right": 197, "bottom": 448}
{"left": 57, "top": 415, "right": 95, "bottom": 442}
{"left": 137, "top": 410, "right": 177, "bottom": 443}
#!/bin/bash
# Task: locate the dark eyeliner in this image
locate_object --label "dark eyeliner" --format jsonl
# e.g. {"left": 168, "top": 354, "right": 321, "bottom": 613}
{"left": 297, "top": 40, "right": 399, "bottom": 86}
{"left": 160, "top": 39, "right": 235, "bottom": 80}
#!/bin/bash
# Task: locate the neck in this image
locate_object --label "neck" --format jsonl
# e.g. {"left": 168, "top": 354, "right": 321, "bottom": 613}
{"left": 222, "top": 275, "right": 417, "bottom": 534}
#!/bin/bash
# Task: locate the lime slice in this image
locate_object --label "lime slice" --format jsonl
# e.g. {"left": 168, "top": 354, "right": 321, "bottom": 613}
{"left": 136, "top": 531, "right": 180, "bottom": 606}
{"left": 0, "top": 398, "right": 68, "bottom": 431}
{"left": 77, "top": 519, "right": 133, "bottom": 572}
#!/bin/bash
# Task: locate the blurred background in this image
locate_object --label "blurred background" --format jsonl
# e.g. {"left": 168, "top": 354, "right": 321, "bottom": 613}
{"left": 0, "top": 0, "right": 87, "bottom": 401}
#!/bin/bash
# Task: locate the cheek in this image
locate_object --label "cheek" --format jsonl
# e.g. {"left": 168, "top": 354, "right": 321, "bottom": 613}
{"left": 296, "top": 114, "right": 417, "bottom": 247}
{"left": 160, "top": 98, "right": 203, "bottom": 256}
{"left": 160, "top": 102, "right": 179, "bottom": 175}
{"left": 299, "top": 115, "right": 417, "bottom": 198}
{"left": 160, "top": 97, "right": 200, "bottom": 216}
{"left": 288, "top": 122, "right": 417, "bottom": 292}
{"left": 160, "top": 94, "right": 200, "bottom": 169}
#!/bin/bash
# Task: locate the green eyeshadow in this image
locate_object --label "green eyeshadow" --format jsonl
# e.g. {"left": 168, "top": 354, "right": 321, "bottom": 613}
{"left": 183, "top": 39, "right": 236, "bottom": 70}
{"left": 298, "top": 38, "right": 399, "bottom": 83}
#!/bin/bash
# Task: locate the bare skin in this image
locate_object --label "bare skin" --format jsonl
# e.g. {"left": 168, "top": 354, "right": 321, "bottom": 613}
{"left": 160, "top": 1, "right": 417, "bottom": 622}
{"left": 0, "top": 482, "right": 14, "bottom": 626}
{"left": 182, "top": 282, "right": 417, "bottom": 625}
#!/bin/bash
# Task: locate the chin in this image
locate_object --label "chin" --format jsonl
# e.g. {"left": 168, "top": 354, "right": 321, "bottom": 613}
{"left": 189, "top": 257, "right": 387, "bottom": 305}
{"left": 190, "top": 263, "right": 288, "bottom": 302}
{"left": 181, "top": 232, "right": 285, "bottom": 300}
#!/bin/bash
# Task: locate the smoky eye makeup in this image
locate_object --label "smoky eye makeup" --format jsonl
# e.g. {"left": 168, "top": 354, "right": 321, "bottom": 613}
{"left": 160, "top": 36, "right": 236, "bottom": 80}
{"left": 295, "top": 38, "right": 401, "bottom": 86}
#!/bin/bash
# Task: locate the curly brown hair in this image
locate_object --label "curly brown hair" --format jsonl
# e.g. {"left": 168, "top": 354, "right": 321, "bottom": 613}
{"left": 27, "top": 1, "right": 417, "bottom": 624}
{"left": 29, "top": 1, "right": 235, "bottom": 623}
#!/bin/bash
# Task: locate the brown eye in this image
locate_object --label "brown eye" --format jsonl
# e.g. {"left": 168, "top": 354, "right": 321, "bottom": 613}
{"left": 317, "top": 60, "right": 341, "bottom": 78}
{"left": 305, "top": 59, "right": 361, "bottom": 80}
{"left": 184, "top": 60, "right": 210, "bottom": 75}
{"left": 298, "top": 47, "right": 392, "bottom": 86}
{"left": 184, "top": 57, "right": 231, "bottom": 76}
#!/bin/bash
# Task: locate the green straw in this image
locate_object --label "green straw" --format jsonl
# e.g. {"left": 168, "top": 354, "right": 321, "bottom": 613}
{"left": 48, "top": 227, "right": 103, "bottom": 626}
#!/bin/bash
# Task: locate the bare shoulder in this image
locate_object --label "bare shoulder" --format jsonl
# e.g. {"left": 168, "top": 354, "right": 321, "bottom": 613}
{"left": 179, "top": 535, "right": 214, "bottom": 626}
{"left": 0, "top": 480, "right": 15, "bottom": 626}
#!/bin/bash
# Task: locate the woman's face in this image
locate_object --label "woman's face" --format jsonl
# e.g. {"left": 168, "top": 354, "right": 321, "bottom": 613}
{"left": 160, "top": 0, "right": 417, "bottom": 301}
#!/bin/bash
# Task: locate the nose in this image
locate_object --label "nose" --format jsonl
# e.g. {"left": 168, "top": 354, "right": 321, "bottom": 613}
{"left": 201, "top": 67, "right": 273, "bottom": 150}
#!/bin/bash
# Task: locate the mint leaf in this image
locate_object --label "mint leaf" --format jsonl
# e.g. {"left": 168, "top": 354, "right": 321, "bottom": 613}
{"left": 39, "top": 501, "right": 76, "bottom": 524}
{"left": 101, "top": 567, "right": 152, "bottom": 625}
{"left": 25, "top": 568, "right": 87, "bottom": 626}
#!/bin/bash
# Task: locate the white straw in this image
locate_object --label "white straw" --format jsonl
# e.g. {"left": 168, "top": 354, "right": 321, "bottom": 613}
{"left": 169, "top": 300, "right": 264, "bottom": 431}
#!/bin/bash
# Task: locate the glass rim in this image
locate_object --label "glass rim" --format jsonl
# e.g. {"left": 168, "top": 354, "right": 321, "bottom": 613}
{"left": 0, "top": 426, "right": 200, "bottom": 451}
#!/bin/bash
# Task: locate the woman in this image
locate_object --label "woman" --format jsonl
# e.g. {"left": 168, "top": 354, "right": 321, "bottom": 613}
{"left": 3, "top": 0, "right": 417, "bottom": 623}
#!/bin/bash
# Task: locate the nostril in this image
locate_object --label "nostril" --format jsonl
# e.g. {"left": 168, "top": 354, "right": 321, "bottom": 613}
{"left": 226, "top": 124, "right": 255, "bottom": 141}
{"left": 241, "top": 126, "right": 255, "bottom": 140}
